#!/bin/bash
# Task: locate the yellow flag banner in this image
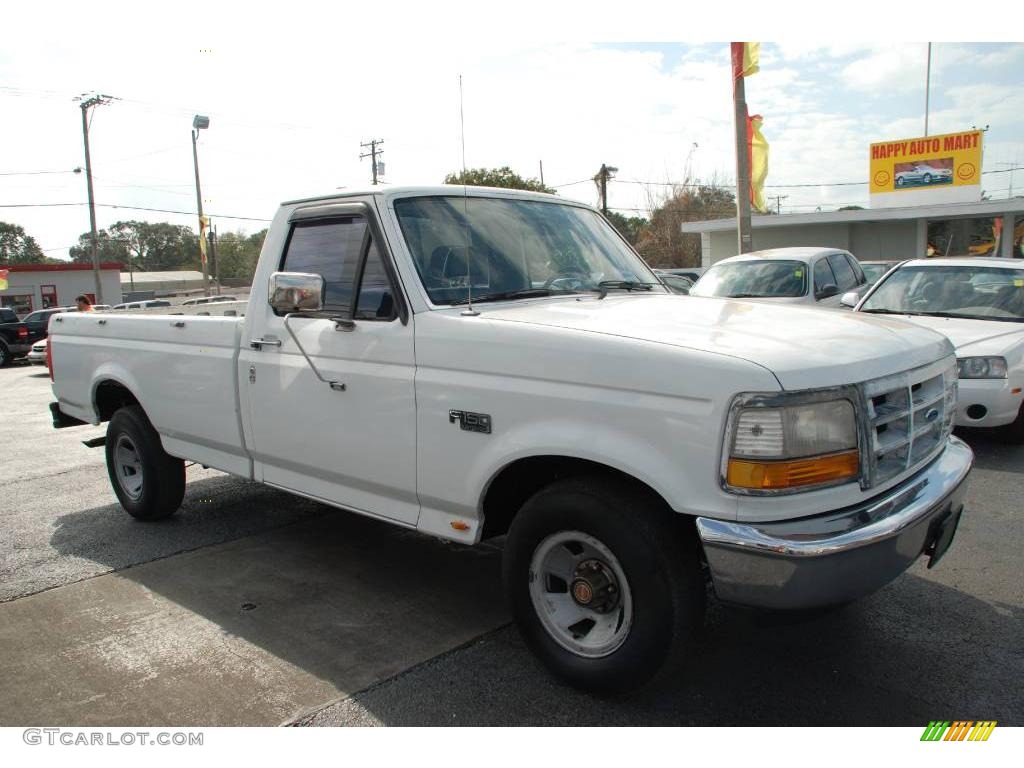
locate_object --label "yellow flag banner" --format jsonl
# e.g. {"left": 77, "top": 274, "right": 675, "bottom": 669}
{"left": 731, "top": 42, "right": 760, "bottom": 79}
{"left": 0, "top": 268, "right": 8, "bottom": 291}
{"left": 198, "top": 215, "right": 209, "bottom": 265}
{"left": 748, "top": 113, "right": 769, "bottom": 213}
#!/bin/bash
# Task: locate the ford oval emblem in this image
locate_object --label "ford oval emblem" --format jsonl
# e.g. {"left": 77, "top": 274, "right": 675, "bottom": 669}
{"left": 925, "top": 408, "right": 940, "bottom": 423}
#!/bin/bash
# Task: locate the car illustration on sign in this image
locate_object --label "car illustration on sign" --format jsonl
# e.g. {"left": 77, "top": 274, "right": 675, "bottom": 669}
{"left": 894, "top": 160, "right": 954, "bottom": 187}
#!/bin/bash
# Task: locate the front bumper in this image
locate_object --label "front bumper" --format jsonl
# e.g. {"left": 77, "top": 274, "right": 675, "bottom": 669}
{"left": 955, "top": 378, "right": 1022, "bottom": 428}
{"left": 696, "top": 436, "right": 973, "bottom": 610}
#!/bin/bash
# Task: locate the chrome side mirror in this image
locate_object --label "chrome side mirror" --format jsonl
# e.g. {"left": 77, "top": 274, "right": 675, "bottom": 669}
{"left": 840, "top": 291, "right": 860, "bottom": 308}
{"left": 269, "top": 272, "right": 324, "bottom": 313}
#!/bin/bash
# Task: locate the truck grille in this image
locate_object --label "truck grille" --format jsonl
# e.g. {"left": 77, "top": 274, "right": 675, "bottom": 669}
{"left": 862, "top": 361, "right": 957, "bottom": 487}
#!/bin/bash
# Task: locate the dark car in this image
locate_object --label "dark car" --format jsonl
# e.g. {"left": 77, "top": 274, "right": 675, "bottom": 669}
{"left": 0, "top": 306, "right": 33, "bottom": 366}
{"left": 653, "top": 270, "right": 694, "bottom": 295}
{"left": 658, "top": 267, "right": 705, "bottom": 283}
{"left": 21, "top": 306, "right": 76, "bottom": 341}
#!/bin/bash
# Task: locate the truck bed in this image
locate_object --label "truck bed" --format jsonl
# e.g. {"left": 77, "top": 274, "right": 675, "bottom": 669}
{"left": 50, "top": 312, "right": 251, "bottom": 478}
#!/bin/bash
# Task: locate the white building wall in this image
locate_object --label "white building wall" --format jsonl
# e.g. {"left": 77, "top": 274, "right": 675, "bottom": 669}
{"left": 848, "top": 221, "right": 919, "bottom": 260}
{"left": 706, "top": 223, "right": 854, "bottom": 264}
{"left": 0, "top": 269, "right": 122, "bottom": 313}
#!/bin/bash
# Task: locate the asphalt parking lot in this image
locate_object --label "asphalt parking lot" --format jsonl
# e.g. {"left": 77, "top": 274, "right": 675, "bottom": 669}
{"left": 1, "top": 361, "right": 1021, "bottom": 726}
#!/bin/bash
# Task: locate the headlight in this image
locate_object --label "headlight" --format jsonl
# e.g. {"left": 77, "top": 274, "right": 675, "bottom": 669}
{"left": 957, "top": 356, "right": 1007, "bottom": 379}
{"left": 725, "top": 397, "right": 860, "bottom": 493}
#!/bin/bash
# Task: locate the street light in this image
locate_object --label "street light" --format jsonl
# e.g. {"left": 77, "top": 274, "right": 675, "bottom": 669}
{"left": 191, "top": 114, "right": 211, "bottom": 296}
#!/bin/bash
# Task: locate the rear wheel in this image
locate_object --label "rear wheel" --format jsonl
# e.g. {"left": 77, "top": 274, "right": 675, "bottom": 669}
{"left": 0, "top": 343, "right": 10, "bottom": 367}
{"left": 503, "top": 475, "right": 705, "bottom": 694}
{"left": 105, "top": 405, "right": 185, "bottom": 520}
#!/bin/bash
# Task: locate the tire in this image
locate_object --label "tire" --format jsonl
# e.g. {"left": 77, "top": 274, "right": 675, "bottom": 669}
{"left": 923, "top": 173, "right": 932, "bottom": 184}
{"left": 503, "top": 475, "right": 705, "bottom": 694}
{"left": 896, "top": 176, "right": 906, "bottom": 187}
{"left": 105, "top": 405, "right": 185, "bottom": 520}
{"left": 0, "top": 343, "right": 9, "bottom": 367}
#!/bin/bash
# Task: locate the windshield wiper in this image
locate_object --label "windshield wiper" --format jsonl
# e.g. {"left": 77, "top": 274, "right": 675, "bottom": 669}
{"left": 860, "top": 308, "right": 917, "bottom": 315}
{"left": 446, "top": 288, "right": 558, "bottom": 307}
{"left": 725, "top": 292, "right": 763, "bottom": 298}
{"left": 592, "top": 280, "right": 657, "bottom": 299}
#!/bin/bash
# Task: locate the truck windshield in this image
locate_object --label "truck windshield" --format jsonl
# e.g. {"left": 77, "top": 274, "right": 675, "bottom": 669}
{"left": 393, "top": 195, "right": 663, "bottom": 305}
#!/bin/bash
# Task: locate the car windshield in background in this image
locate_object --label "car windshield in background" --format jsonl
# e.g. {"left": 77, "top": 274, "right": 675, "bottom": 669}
{"left": 861, "top": 265, "right": 1024, "bottom": 322}
{"left": 689, "top": 260, "right": 808, "bottom": 299}
{"left": 393, "top": 196, "right": 663, "bottom": 305}
{"left": 861, "top": 263, "right": 895, "bottom": 283}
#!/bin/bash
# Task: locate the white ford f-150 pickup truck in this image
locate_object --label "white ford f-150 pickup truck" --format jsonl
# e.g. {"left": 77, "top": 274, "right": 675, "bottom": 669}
{"left": 48, "top": 186, "right": 973, "bottom": 692}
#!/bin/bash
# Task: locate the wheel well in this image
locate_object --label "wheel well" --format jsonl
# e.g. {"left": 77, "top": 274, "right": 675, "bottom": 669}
{"left": 480, "top": 456, "right": 672, "bottom": 539}
{"left": 95, "top": 380, "right": 141, "bottom": 422}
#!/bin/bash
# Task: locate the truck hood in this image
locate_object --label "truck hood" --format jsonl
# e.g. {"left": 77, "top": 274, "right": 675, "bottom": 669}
{"left": 479, "top": 295, "right": 954, "bottom": 390}
{"left": 870, "top": 313, "right": 1024, "bottom": 353}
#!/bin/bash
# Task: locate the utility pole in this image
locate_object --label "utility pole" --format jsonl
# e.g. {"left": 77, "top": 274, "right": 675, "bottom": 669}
{"left": 76, "top": 93, "right": 116, "bottom": 304}
{"left": 191, "top": 115, "right": 211, "bottom": 296}
{"left": 768, "top": 194, "right": 788, "bottom": 214}
{"left": 924, "top": 43, "right": 932, "bottom": 136}
{"left": 210, "top": 224, "right": 220, "bottom": 295}
{"left": 733, "top": 70, "right": 754, "bottom": 253}
{"left": 539, "top": 160, "right": 545, "bottom": 188}
{"left": 596, "top": 164, "right": 618, "bottom": 216}
{"left": 360, "top": 139, "right": 384, "bottom": 185}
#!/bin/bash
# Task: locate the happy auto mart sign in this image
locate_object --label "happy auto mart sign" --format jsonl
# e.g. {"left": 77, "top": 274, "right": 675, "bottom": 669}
{"left": 869, "top": 129, "right": 983, "bottom": 208}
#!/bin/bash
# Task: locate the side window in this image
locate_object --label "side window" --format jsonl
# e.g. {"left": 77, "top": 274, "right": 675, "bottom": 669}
{"left": 845, "top": 253, "right": 867, "bottom": 286}
{"left": 827, "top": 252, "right": 858, "bottom": 292}
{"left": 281, "top": 218, "right": 367, "bottom": 315}
{"left": 813, "top": 258, "right": 837, "bottom": 298}
{"left": 355, "top": 239, "right": 396, "bottom": 321}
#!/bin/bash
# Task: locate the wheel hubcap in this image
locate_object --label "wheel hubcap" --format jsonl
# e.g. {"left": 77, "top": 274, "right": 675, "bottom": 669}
{"left": 528, "top": 531, "right": 633, "bottom": 658}
{"left": 114, "top": 434, "right": 144, "bottom": 500}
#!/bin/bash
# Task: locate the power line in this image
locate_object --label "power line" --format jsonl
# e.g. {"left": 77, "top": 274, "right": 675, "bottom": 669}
{"left": 0, "top": 201, "right": 271, "bottom": 222}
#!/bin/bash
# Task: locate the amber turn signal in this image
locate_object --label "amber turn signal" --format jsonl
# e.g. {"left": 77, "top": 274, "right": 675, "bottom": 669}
{"left": 727, "top": 450, "right": 860, "bottom": 490}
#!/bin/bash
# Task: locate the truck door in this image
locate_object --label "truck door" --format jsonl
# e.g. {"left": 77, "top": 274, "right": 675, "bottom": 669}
{"left": 239, "top": 201, "right": 419, "bottom": 525}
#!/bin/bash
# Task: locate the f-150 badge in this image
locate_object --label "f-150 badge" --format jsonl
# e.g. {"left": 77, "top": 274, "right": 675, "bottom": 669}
{"left": 449, "top": 410, "right": 492, "bottom": 434}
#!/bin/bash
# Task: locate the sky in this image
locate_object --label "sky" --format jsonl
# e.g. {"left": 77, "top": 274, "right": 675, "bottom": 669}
{"left": 1, "top": 2, "right": 1021, "bottom": 261}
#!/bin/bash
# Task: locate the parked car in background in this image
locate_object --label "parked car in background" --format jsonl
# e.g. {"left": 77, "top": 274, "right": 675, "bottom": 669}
{"left": 0, "top": 306, "right": 34, "bottom": 366}
{"left": 27, "top": 337, "right": 48, "bottom": 365}
{"left": 181, "top": 295, "right": 239, "bottom": 306}
{"left": 859, "top": 260, "right": 900, "bottom": 288}
{"left": 658, "top": 267, "right": 705, "bottom": 283}
{"left": 653, "top": 270, "right": 693, "bottom": 295}
{"left": 22, "top": 306, "right": 77, "bottom": 340}
{"left": 852, "top": 257, "right": 1024, "bottom": 441}
{"left": 92, "top": 304, "right": 112, "bottom": 311}
{"left": 689, "top": 247, "right": 867, "bottom": 308}
{"left": 111, "top": 300, "right": 173, "bottom": 311}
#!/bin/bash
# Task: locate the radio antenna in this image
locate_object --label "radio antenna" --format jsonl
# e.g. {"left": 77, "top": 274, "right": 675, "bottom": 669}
{"left": 458, "top": 74, "right": 478, "bottom": 316}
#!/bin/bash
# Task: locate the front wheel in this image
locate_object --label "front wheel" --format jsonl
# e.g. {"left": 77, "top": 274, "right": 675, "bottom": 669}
{"left": 105, "top": 405, "right": 185, "bottom": 520}
{"left": 503, "top": 476, "right": 705, "bottom": 694}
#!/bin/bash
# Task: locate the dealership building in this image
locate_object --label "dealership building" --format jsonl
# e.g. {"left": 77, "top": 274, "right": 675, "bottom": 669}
{"left": 682, "top": 199, "right": 1024, "bottom": 266}
{"left": 0, "top": 263, "right": 123, "bottom": 315}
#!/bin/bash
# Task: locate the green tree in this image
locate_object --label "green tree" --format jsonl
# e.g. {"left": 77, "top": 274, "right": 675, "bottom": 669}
{"left": 215, "top": 228, "right": 267, "bottom": 282}
{"left": 604, "top": 211, "right": 649, "bottom": 247}
{"left": 0, "top": 222, "right": 46, "bottom": 264}
{"left": 68, "top": 229, "right": 130, "bottom": 264}
{"left": 70, "top": 221, "right": 198, "bottom": 272}
{"left": 444, "top": 166, "right": 555, "bottom": 194}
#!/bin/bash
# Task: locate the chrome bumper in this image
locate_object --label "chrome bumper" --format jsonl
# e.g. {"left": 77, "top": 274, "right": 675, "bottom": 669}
{"left": 696, "top": 436, "right": 973, "bottom": 610}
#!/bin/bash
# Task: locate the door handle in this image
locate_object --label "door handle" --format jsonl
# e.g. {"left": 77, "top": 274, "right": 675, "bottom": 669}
{"left": 250, "top": 338, "right": 282, "bottom": 350}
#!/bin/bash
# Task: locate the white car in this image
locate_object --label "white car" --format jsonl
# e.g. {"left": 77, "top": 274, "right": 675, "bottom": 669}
{"left": 181, "top": 295, "right": 239, "bottom": 306}
{"left": 27, "top": 337, "right": 48, "bottom": 365}
{"left": 853, "top": 257, "right": 1024, "bottom": 440}
{"left": 690, "top": 247, "right": 868, "bottom": 308}
{"left": 895, "top": 164, "right": 954, "bottom": 187}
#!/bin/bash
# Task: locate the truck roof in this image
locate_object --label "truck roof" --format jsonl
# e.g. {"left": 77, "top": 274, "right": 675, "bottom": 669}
{"left": 282, "top": 184, "right": 577, "bottom": 208}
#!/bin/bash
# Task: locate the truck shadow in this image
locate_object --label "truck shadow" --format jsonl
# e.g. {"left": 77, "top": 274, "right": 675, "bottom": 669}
{"left": 43, "top": 475, "right": 506, "bottom": 725}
